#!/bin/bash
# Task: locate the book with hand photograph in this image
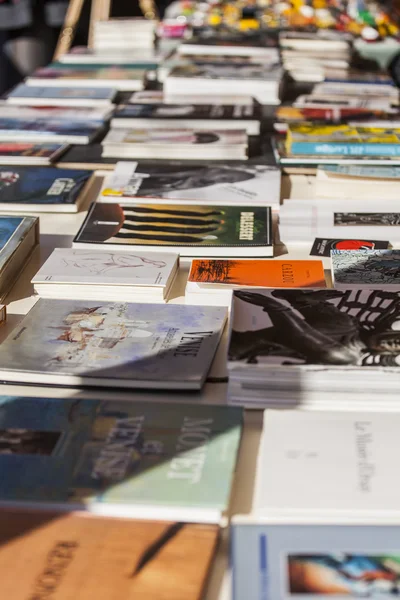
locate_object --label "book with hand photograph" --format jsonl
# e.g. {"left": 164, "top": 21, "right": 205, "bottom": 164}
{"left": 32, "top": 248, "right": 179, "bottom": 301}
{"left": 0, "top": 299, "right": 227, "bottom": 389}
{"left": 100, "top": 162, "right": 281, "bottom": 209}
{"left": 73, "top": 202, "right": 273, "bottom": 257}
{"left": 331, "top": 249, "right": 400, "bottom": 290}
{"left": 0, "top": 395, "right": 242, "bottom": 522}
{"left": 101, "top": 128, "right": 248, "bottom": 160}
{"left": 0, "top": 167, "right": 92, "bottom": 212}
{"left": 0, "top": 509, "right": 219, "bottom": 600}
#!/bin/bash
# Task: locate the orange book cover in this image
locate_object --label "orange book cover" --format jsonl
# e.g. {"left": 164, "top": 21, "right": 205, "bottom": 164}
{"left": 188, "top": 259, "right": 326, "bottom": 288}
{"left": 0, "top": 509, "right": 218, "bottom": 600}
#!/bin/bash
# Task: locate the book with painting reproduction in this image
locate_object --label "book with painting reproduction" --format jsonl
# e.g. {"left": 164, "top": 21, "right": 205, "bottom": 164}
{"left": 164, "top": 64, "right": 282, "bottom": 105}
{"left": 111, "top": 102, "right": 261, "bottom": 135}
{"left": 0, "top": 299, "right": 227, "bottom": 389}
{"left": 310, "top": 237, "right": 390, "bottom": 257}
{"left": 232, "top": 519, "right": 400, "bottom": 600}
{"left": 73, "top": 202, "right": 273, "bottom": 257}
{"left": 0, "top": 510, "right": 218, "bottom": 600}
{"left": 0, "top": 215, "right": 38, "bottom": 301}
{"left": 279, "top": 199, "right": 400, "bottom": 244}
{"left": 0, "top": 143, "right": 66, "bottom": 165}
{"left": 6, "top": 84, "right": 117, "bottom": 107}
{"left": 316, "top": 164, "right": 400, "bottom": 200}
{"left": 32, "top": 248, "right": 179, "bottom": 302}
{"left": 26, "top": 66, "right": 146, "bottom": 92}
{"left": 185, "top": 259, "right": 326, "bottom": 305}
{"left": 99, "top": 161, "right": 281, "bottom": 210}
{"left": 228, "top": 288, "right": 400, "bottom": 408}
{"left": 0, "top": 118, "right": 105, "bottom": 145}
{"left": 0, "top": 394, "right": 242, "bottom": 522}
{"left": 331, "top": 249, "right": 400, "bottom": 290}
{"left": 0, "top": 167, "right": 92, "bottom": 213}
{"left": 101, "top": 128, "right": 248, "bottom": 160}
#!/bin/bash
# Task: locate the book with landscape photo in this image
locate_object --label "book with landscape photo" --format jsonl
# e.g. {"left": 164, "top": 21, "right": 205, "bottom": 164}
{"left": 0, "top": 509, "right": 218, "bottom": 600}
{"left": 32, "top": 248, "right": 179, "bottom": 301}
{"left": 73, "top": 202, "right": 273, "bottom": 257}
{"left": 0, "top": 167, "right": 92, "bottom": 212}
{"left": 0, "top": 299, "right": 227, "bottom": 389}
{"left": 0, "top": 395, "right": 242, "bottom": 522}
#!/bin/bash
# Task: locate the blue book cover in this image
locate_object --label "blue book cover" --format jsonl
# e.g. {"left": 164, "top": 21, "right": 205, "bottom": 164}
{"left": 0, "top": 167, "right": 91, "bottom": 207}
{"left": 291, "top": 141, "right": 400, "bottom": 156}
{"left": 0, "top": 395, "right": 242, "bottom": 521}
{"left": 7, "top": 84, "right": 116, "bottom": 101}
{"left": 0, "top": 299, "right": 227, "bottom": 389}
{"left": 232, "top": 521, "right": 400, "bottom": 600}
{"left": 0, "top": 118, "right": 101, "bottom": 137}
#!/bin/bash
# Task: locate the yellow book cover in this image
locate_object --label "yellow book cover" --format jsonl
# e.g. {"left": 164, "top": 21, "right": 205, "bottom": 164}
{"left": 188, "top": 259, "right": 326, "bottom": 288}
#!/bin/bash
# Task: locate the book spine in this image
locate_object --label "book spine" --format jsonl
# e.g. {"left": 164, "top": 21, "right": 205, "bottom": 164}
{"left": 290, "top": 142, "right": 400, "bottom": 156}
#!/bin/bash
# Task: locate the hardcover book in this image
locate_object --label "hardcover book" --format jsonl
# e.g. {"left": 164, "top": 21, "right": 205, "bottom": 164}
{"left": 0, "top": 510, "right": 218, "bottom": 600}
{"left": 0, "top": 395, "right": 242, "bottom": 521}
{"left": 331, "top": 249, "right": 400, "bottom": 290}
{"left": 6, "top": 84, "right": 117, "bottom": 107}
{"left": 32, "top": 248, "right": 179, "bottom": 301}
{"left": 310, "top": 237, "right": 390, "bottom": 257}
{"left": 0, "top": 299, "right": 227, "bottom": 389}
{"left": 232, "top": 520, "right": 400, "bottom": 600}
{"left": 0, "top": 167, "right": 92, "bottom": 212}
{"left": 111, "top": 103, "right": 261, "bottom": 135}
{"left": 73, "top": 202, "right": 273, "bottom": 257}
{"left": 100, "top": 162, "right": 281, "bottom": 209}
{"left": 0, "top": 215, "right": 38, "bottom": 301}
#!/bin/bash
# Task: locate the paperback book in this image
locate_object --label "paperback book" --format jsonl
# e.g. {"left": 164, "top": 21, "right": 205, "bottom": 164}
{"left": 331, "top": 249, "right": 400, "bottom": 290}
{"left": 111, "top": 102, "right": 261, "bottom": 135}
{"left": 0, "top": 167, "right": 92, "bottom": 212}
{"left": 26, "top": 66, "right": 146, "bottom": 91}
{"left": 0, "top": 395, "right": 242, "bottom": 521}
{"left": 32, "top": 248, "right": 179, "bottom": 301}
{"left": 316, "top": 164, "right": 400, "bottom": 200}
{"left": 6, "top": 84, "right": 117, "bottom": 107}
{"left": 100, "top": 162, "right": 281, "bottom": 210}
{"left": 228, "top": 288, "right": 400, "bottom": 407}
{"left": 0, "top": 510, "right": 218, "bottom": 600}
{"left": 101, "top": 128, "right": 248, "bottom": 160}
{"left": 73, "top": 202, "right": 273, "bottom": 257}
{"left": 310, "top": 237, "right": 390, "bottom": 257}
{"left": 0, "top": 299, "right": 227, "bottom": 389}
{"left": 0, "top": 215, "right": 38, "bottom": 301}
{"left": 0, "top": 117, "right": 104, "bottom": 145}
{"left": 0, "top": 143, "right": 66, "bottom": 165}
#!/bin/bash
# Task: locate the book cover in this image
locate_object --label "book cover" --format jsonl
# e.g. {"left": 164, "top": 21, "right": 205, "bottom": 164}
{"left": 253, "top": 410, "right": 400, "bottom": 519}
{"left": 7, "top": 84, "right": 116, "bottom": 102}
{"left": 232, "top": 521, "right": 400, "bottom": 600}
{"left": 321, "top": 164, "right": 400, "bottom": 179}
{"left": 74, "top": 202, "right": 272, "bottom": 251}
{"left": 0, "top": 395, "right": 242, "bottom": 520}
{"left": 101, "top": 163, "right": 280, "bottom": 207}
{"left": 228, "top": 288, "right": 400, "bottom": 369}
{"left": 0, "top": 167, "right": 91, "bottom": 207}
{"left": 168, "top": 64, "right": 281, "bottom": 81}
{"left": 310, "top": 237, "right": 390, "bottom": 257}
{"left": 102, "top": 128, "right": 247, "bottom": 147}
{"left": 331, "top": 249, "right": 400, "bottom": 289}
{"left": 0, "top": 118, "right": 101, "bottom": 138}
{"left": 0, "top": 299, "right": 227, "bottom": 389}
{"left": 0, "top": 143, "right": 64, "bottom": 159}
{"left": 188, "top": 259, "right": 326, "bottom": 288}
{"left": 0, "top": 216, "right": 38, "bottom": 272}
{"left": 29, "top": 66, "right": 146, "bottom": 82}
{"left": 0, "top": 510, "right": 218, "bottom": 600}
{"left": 32, "top": 248, "right": 179, "bottom": 287}
{"left": 113, "top": 103, "right": 260, "bottom": 121}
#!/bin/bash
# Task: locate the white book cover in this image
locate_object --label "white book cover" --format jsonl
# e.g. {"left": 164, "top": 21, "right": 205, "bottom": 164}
{"left": 101, "top": 162, "right": 281, "bottom": 208}
{"left": 32, "top": 248, "right": 179, "bottom": 287}
{"left": 102, "top": 127, "right": 247, "bottom": 147}
{"left": 254, "top": 410, "right": 400, "bottom": 520}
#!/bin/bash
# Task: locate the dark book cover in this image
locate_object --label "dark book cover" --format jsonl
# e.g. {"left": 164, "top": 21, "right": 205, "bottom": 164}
{"left": 310, "top": 237, "right": 390, "bottom": 257}
{"left": 114, "top": 103, "right": 260, "bottom": 121}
